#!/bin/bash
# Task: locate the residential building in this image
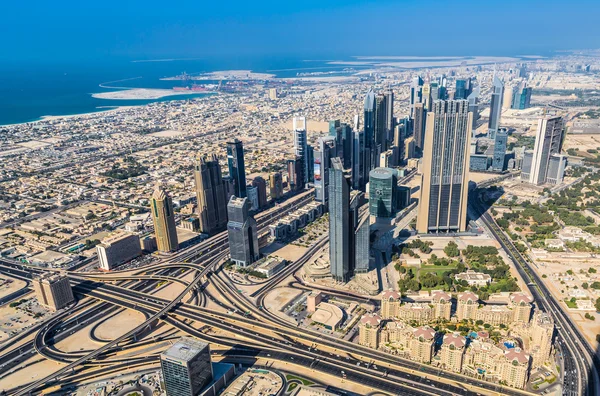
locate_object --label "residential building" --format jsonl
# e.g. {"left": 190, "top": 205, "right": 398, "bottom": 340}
{"left": 510, "top": 293, "right": 533, "bottom": 323}
{"left": 96, "top": 231, "right": 141, "bottom": 270}
{"left": 439, "top": 333, "right": 466, "bottom": 373}
{"left": 467, "top": 86, "right": 480, "bottom": 131}
{"left": 151, "top": 186, "right": 179, "bottom": 252}
{"left": 380, "top": 289, "right": 401, "bottom": 319}
{"left": 33, "top": 272, "right": 74, "bottom": 310}
{"left": 499, "top": 349, "right": 531, "bottom": 389}
{"left": 410, "top": 326, "right": 436, "bottom": 363}
{"left": 431, "top": 290, "right": 452, "bottom": 320}
{"left": 417, "top": 100, "right": 472, "bottom": 234}
{"left": 526, "top": 116, "right": 565, "bottom": 185}
{"left": 359, "top": 313, "right": 382, "bottom": 348}
{"left": 287, "top": 156, "right": 303, "bottom": 191}
{"left": 227, "top": 197, "right": 259, "bottom": 267}
{"left": 269, "top": 172, "right": 283, "bottom": 200}
{"left": 456, "top": 292, "right": 479, "bottom": 321}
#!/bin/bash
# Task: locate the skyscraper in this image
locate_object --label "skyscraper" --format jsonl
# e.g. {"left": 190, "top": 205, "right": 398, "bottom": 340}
{"left": 151, "top": 186, "right": 179, "bottom": 252}
{"left": 314, "top": 136, "right": 336, "bottom": 207}
{"left": 306, "top": 145, "right": 315, "bottom": 183}
{"left": 527, "top": 116, "right": 565, "bottom": 185}
{"left": 251, "top": 176, "right": 268, "bottom": 209}
{"left": 374, "top": 93, "right": 388, "bottom": 154}
{"left": 410, "top": 76, "right": 424, "bottom": 118}
{"left": 329, "top": 157, "right": 351, "bottom": 282}
{"left": 492, "top": 128, "right": 508, "bottom": 172}
{"left": 546, "top": 154, "right": 567, "bottom": 185}
{"left": 269, "top": 172, "right": 283, "bottom": 200}
{"left": 417, "top": 100, "right": 472, "bottom": 234}
{"left": 455, "top": 78, "right": 470, "bottom": 100}
{"left": 33, "top": 272, "right": 74, "bottom": 311}
{"left": 488, "top": 75, "right": 504, "bottom": 139}
{"left": 341, "top": 123, "right": 353, "bottom": 169}
{"left": 512, "top": 82, "right": 532, "bottom": 110}
{"left": 369, "top": 167, "right": 399, "bottom": 219}
{"left": 422, "top": 83, "right": 431, "bottom": 110}
{"left": 226, "top": 138, "right": 247, "bottom": 198}
{"left": 293, "top": 116, "right": 308, "bottom": 185}
{"left": 413, "top": 103, "right": 426, "bottom": 150}
{"left": 287, "top": 156, "right": 303, "bottom": 191}
{"left": 227, "top": 196, "right": 259, "bottom": 267}
{"left": 352, "top": 129, "right": 366, "bottom": 191}
{"left": 160, "top": 337, "right": 213, "bottom": 396}
{"left": 384, "top": 89, "right": 395, "bottom": 144}
{"left": 194, "top": 154, "right": 229, "bottom": 235}
{"left": 467, "top": 86, "right": 480, "bottom": 132}
{"left": 364, "top": 89, "right": 376, "bottom": 173}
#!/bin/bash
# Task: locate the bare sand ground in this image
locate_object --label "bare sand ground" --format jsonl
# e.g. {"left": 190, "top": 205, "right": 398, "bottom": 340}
{"left": 261, "top": 242, "right": 308, "bottom": 262}
{"left": 92, "top": 88, "right": 211, "bottom": 100}
{"left": 0, "top": 356, "right": 65, "bottom": 390}
{"left": 263, "top": 287, "right": 302, "bottom": 313}
{"left": 95, "top": 310, "right": 146, "bottom": 340}
{"left": 149, "top": 130, "right": 185, "bottom": 138}
{"left": 0, "top": 275, "right": 27, "bottom": 300}
{"left": 282, "top": 119, "right": 330, "bottom": 134}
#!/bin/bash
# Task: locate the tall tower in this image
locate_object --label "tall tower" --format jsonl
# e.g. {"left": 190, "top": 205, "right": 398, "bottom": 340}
{"left": 151, "top": 186, "right": 179, "bottom": 252}
{"left": 269, "top": 172, "right": 283, "bottom": 200}
{"left": 528, "top": 116, "right": 565, "bottom": 185}
{"left": 293, "top": 116, "right": 308, "bottom": 185}
{"left": 314, "top": 136, "right": 337, "bottom": 207}
{"left": 352, "top": 129, "right": 366, "bottom": 191}
{"left": 227, "top": 196, "right": 259, "bottom": 267}
{"left": 417, "top": 100, "right": 472, "bottom": 234}
{"left": 194, "top": 154, "right": 228, "bottom": 235}
{"left": 467, "top": 86, "right": 480, "bottom": 132}
{"left": 410, "top": 76, "right": 424, "bottom": 118}
{"left": 488, "top": 75, "right": 504, "bottom": 139}
{"left": 384, "top": 89, "right": 395, "bottom": 145}
{"left": 329, "top": 158, "right": 351, "bottom": 282}
{"left": 413, "top": 103, "right": 426, "bottom": 150}
{"left": 492, "top": 128, "right": 508, "bottom": 172}
{"left": 226, "top": 138, "right": 247, "bottom": 198}
{"left": 374, "top": 93, "right": 388, "bottom": 155}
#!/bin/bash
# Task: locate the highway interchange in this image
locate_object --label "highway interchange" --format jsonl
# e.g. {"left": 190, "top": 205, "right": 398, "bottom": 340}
{"left": 0, "top": 185, "right": 598, "bottom": 396}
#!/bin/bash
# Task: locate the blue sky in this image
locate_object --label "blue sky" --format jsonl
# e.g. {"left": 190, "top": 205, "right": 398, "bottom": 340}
{"left": 1, "top": 0, "right": 598, "bottom": 62}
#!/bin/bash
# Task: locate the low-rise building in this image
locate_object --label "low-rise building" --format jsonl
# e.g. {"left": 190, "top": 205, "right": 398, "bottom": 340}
{"left": 455, "top": 270, "right": 491, "bottom": 287}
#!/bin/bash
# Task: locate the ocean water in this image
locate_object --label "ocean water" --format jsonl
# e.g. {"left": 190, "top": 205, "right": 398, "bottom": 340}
{"left": 0, "top": 56, "right": 351, "bottom": 126}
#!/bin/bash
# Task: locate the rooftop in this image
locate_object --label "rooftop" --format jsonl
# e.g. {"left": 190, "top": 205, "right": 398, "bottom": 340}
{"left": 161, "top": 337, "right": 209, "bottom": 363}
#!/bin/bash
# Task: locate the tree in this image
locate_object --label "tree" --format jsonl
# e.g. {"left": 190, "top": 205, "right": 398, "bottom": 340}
{"left": 595, "top": 297, "right": 600, "bottom": 312}
{"left": 583, "top": 282, "right": 589, "bottom": 289}
{"left": 444, "top": 241, "right": 460, "bottom": 257}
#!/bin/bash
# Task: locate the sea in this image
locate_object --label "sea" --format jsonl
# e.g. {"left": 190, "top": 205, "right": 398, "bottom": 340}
{"left": 0, "top": 54, "right": 544, "bottom": 126}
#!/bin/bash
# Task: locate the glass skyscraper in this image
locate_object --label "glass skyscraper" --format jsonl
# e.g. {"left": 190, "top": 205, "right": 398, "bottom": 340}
{"left": 226, "top": 138, "right": 247, "bottom": 198}
{"left": 488, "top": 76, "right": 504, "bottom": 139}
{"left": 417, "top": 100, "right": 472, "bottom": 233}
{"left": 368, "top": 167, "right": 398, "bottom": 218}
{"left": 160, "top": 337, "right": 213, "bottom": 396}
{"left": 194, "top": 154, "right": 228, "bottom": 235}
{"left": 151, "top": 186, "right": 179, "bottom": 252}
{"left": 227, "top": 196, "right": 259, "bottom": 267}
{"left": 492, "top": 128, "right": 508, "bottom": 171}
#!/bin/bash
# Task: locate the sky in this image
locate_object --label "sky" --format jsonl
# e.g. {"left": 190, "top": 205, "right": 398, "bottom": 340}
{"left": 1, "top": 0, "right": 599, "bottom": 63}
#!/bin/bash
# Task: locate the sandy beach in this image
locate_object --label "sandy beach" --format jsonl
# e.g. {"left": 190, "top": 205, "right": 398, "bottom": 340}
{"left": 329, "top": 56, "right": 520, "bottom": 69}
{"left": 92, "top": 88, "right": 214, "bottom": 100}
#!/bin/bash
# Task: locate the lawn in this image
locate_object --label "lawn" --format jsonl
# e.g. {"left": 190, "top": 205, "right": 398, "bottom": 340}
{"left": 285, "top": 374, "right": 314, "bottom": 386}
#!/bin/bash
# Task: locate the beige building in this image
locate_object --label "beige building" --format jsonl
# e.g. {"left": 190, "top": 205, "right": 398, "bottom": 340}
{"left": 269, "top": 172, "right": 284, "bottom": 200}
{"left": 410, "top": 326, "right": 436, "bottom": 363}
{"left": 456, "top": 292, "right": 479, "bottom": 321}
{"left": 438, "top": 333, "right": 466, "bottom": 373}
{"left": 397, "top": 303, "right": 434, "bottom": 324}
{"left": 463, "top": 338, "right": 504, "bottom": 381}
{"left": 359, "top": 313, "right": 382, "bottom": 348}
{"left": 499, "top": 349, "right": 531, "bottom": 389}
{"left": 510, "top": 311, "right": 554, "bottom": 369}
{"left": 96, "top": 230, "right": 141, "bottom": 271}
{"left": 475, "top": 304, "right": 513, "bottom": 326}
{"left": 431, "top": 290, "right": 452, "bottom": 320}
{"left": 509, "top": 293, "right": 533, "bottom": 323}
{"left": 151, "top": 186, "right": 179, "bottom": 252}
{"left": 307, "top": 291, "right": 323, "bottom": 313}
{"left": 33, "top": 272, "right": 74, "bottom": 310}
{"left": 380, "top": 289, "right": 401, "bottom": 319}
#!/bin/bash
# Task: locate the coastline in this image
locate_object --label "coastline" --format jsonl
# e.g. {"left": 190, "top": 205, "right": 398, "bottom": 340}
{"left": 91, "top": 88, "right": 216, "bottom": 100}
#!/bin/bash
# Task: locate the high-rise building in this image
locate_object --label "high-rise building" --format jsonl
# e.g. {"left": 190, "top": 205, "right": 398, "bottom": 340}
{"left": 306, "top": 145, "right": 314, "bottom": 183}
{"left": 329, "top": 158, "right": 351, "bottom": 282}
{"left": 546, "top": 154, "right": 567, "bottom": 185}
{"left": 269, "top": 88, "right": 277, "bottom": 100}
{"left": 352, "top": 129, "right": 366, "bottom": 191}
{"left": 33, "top": 272, "right": 74, "bottom": 310}
{"left": 160, "top": 337, "right": 213, "bottom": 396}
{"left": 512, "top": 83, "right": 532, "bottom": 110}
{"left": 246, "top": 185, "right": 259, "bottom": 211}
{"left": 491, "top": 128, "right": 508, "bottom": 171}
{"left": 96, "top": 231, "right": 142, "bottom": 270}
{"left": 527, "top": 116, "right": 565, "bottom": 185}
{"left": 417, "top": 100, "right": 472, "bottom": 234}
{"left": 287, "top": 156, "right": 303, "bottom": 191}
{"left": 369, "top": 167, "right": 399, "bottom": 218}
{"left": 384, "top": 89, "right": 395, "bottom": 144}
{"left": 488, "top": 75, "right": 504, "bottom": 139}
{"left": 455, "top": 78, "right": 471, "bottom": 100}
{"left": 151, "top": 186, "right": 179, "bottom": 252}
{"left": 409, "top": 76, "right": 424, "bottom": 118}
{"left": 314, "top": 136, "right": 336, "bottom": 207}
{"left": 503, "top": 85, "right": 514, "bottom": 110}
{"left": 404, "top": 136, "right": 416, "bottom": 161}
{"left": 269, "top": 172, "right": 283, "bottom": 200}
{"left": 413, "top": 103, "right": 426, "bottom": 150}
{"left": 251, "top": 176, "right": 268, "bottom": 209}
{"left": 194, "top": 154, "right": 229, "bottom": 235}
{"left": 422, "top": 83, "right": 431, "bottom": 110}
{"left": 354, "top": 202, "right": 370, "bottom": 273}
{"left": 226, "top": 138, "right": 247, "bottom": 198}
{"left": 340, "top": 123, "right": 353, "bottom": 169}
{"left": 467, "top": 86, "right": 480, "bottom": 131}
{"left": 227, "top": 196, "right": 259, "bottom": 267}
{"left": 293, "top": 116, "right": 308, "bottom": 185}
{"left": 393, "top": 122, "right": 404, "bottom": 149}
{"left": 439, "top": 333, "right": 466, "bottom": 373}
{"left": 364, "top": 89, "right": 376, "bottom": 153}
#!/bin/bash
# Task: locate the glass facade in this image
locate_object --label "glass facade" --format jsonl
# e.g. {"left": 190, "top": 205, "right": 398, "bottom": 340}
{"left": 368, "top": 167, "right": 398, "bottom": 218}
{"left": 227, "top": 139, "right": 247, "bottom": 198}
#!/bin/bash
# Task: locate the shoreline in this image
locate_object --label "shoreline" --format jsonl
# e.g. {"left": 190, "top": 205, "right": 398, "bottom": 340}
{"left": 91, "top": 88, "right": 216, "bottom": 100}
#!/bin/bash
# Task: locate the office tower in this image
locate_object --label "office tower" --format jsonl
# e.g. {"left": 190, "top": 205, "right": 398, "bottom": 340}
{"left": 527, "top": 116, "right": 565, "bottom": 185}
{"left": 410, "top": 76, "right": 424, "bottom": 117}
{"left": 96, "top": 231, "right": 141, "bottom": 270}
{"left": 269, "top": 172, "right": 283, "bottom": 199}
{"left": 287, "top": 156, "right": 303, "bottom": 191}
{"left": 369, "top": 167, "right": 399, "bottom": 218}
{"left": 314, "top": 136, "right": 336, "bottom": 207}
{"left": 226, "top": 138, "right": 247, "bottom": 198}
{"left": 417, "top": 100, "right": 472, "bottom": 234}
{"left": 422, "top": 83, "right": 431, "bottom": 110}
{"left": 341, "top": 123, "right": 353, "bottom": 169}
{"left": 33, "top": 272, "right": 74, "bottom": 310}
{"left": 393, "top": 122, "right": 404, "bottom": 148}
{"left": 404, "top": 136, "right": 416, "bottom": 161}
{"left": 546, "top": 154, "right": 567, "bottom": 185}
{"left": 160, "top": 337, "right": 213, "bottom": 396}
{"left": 352, "top": 129, "right": 366, "bottom": 191}
{"left": 503, "top": 85, "right": 514, "bottom": 110}
{"left": 194, "top": 154, "right": 229, "bottom": 235}
{"left": 354, "top": 201, "right": 370, "bottom": 274}
{"left": 306, "top": 145, "right": 314, "bottom": 183}
{"left": 364, "top": 89, "right": 376, "bottom": 173}
{"left": 251, "top": 176, "right": 268, "bottom": 208}
{"left": 246, "top": 185, "right": 259, "bottom": 211}
{"left": 293, "top": 116, "right": 308, "bottom": 185}
{"left": 430, "top": 82, "right": 440, "bottom": 101}
{"left": 413, "top": 103, "right": 426, "bottom": 150}
{"left": 520, "top": 151, "right": 534, "bottom": 180}
{"left": 379, "top": 147, "right": 399, "bottom": 168}
{"left": 455, "top": 78, "right": 470, "bottom": 100}
{"left": 269, "top": 88, "right": 277, "bottom": 100}
{"left": 329, "top": 157, "right": 352, "bottom": 282}
{"left": 384, "top": 89, "right": 395, "bottom": 144}
{"left": 470, "top": 154, "right": 491, "bottom": 172}
{"left": 151, "top": 186, "right": 179, "bottom": 252}
{"left": 512, "top": 83, "right": 532, "bottom": 110}
{"left": 492, "top": 128, "right": 508, "bottom": 171}
{"left": 397, "top": 185, "right": 412, "bottom": 209}
{"left": 488, "top": 75, "right": 504, "bottom": 139}
{"left": 227, "top": 196, "right": 259, "bottom": 267}
{"left": 467, "top": 86, "right": 480, "bottom": 131}
{"left": 329, "top": 119, "right": 341, "bottom": 137}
